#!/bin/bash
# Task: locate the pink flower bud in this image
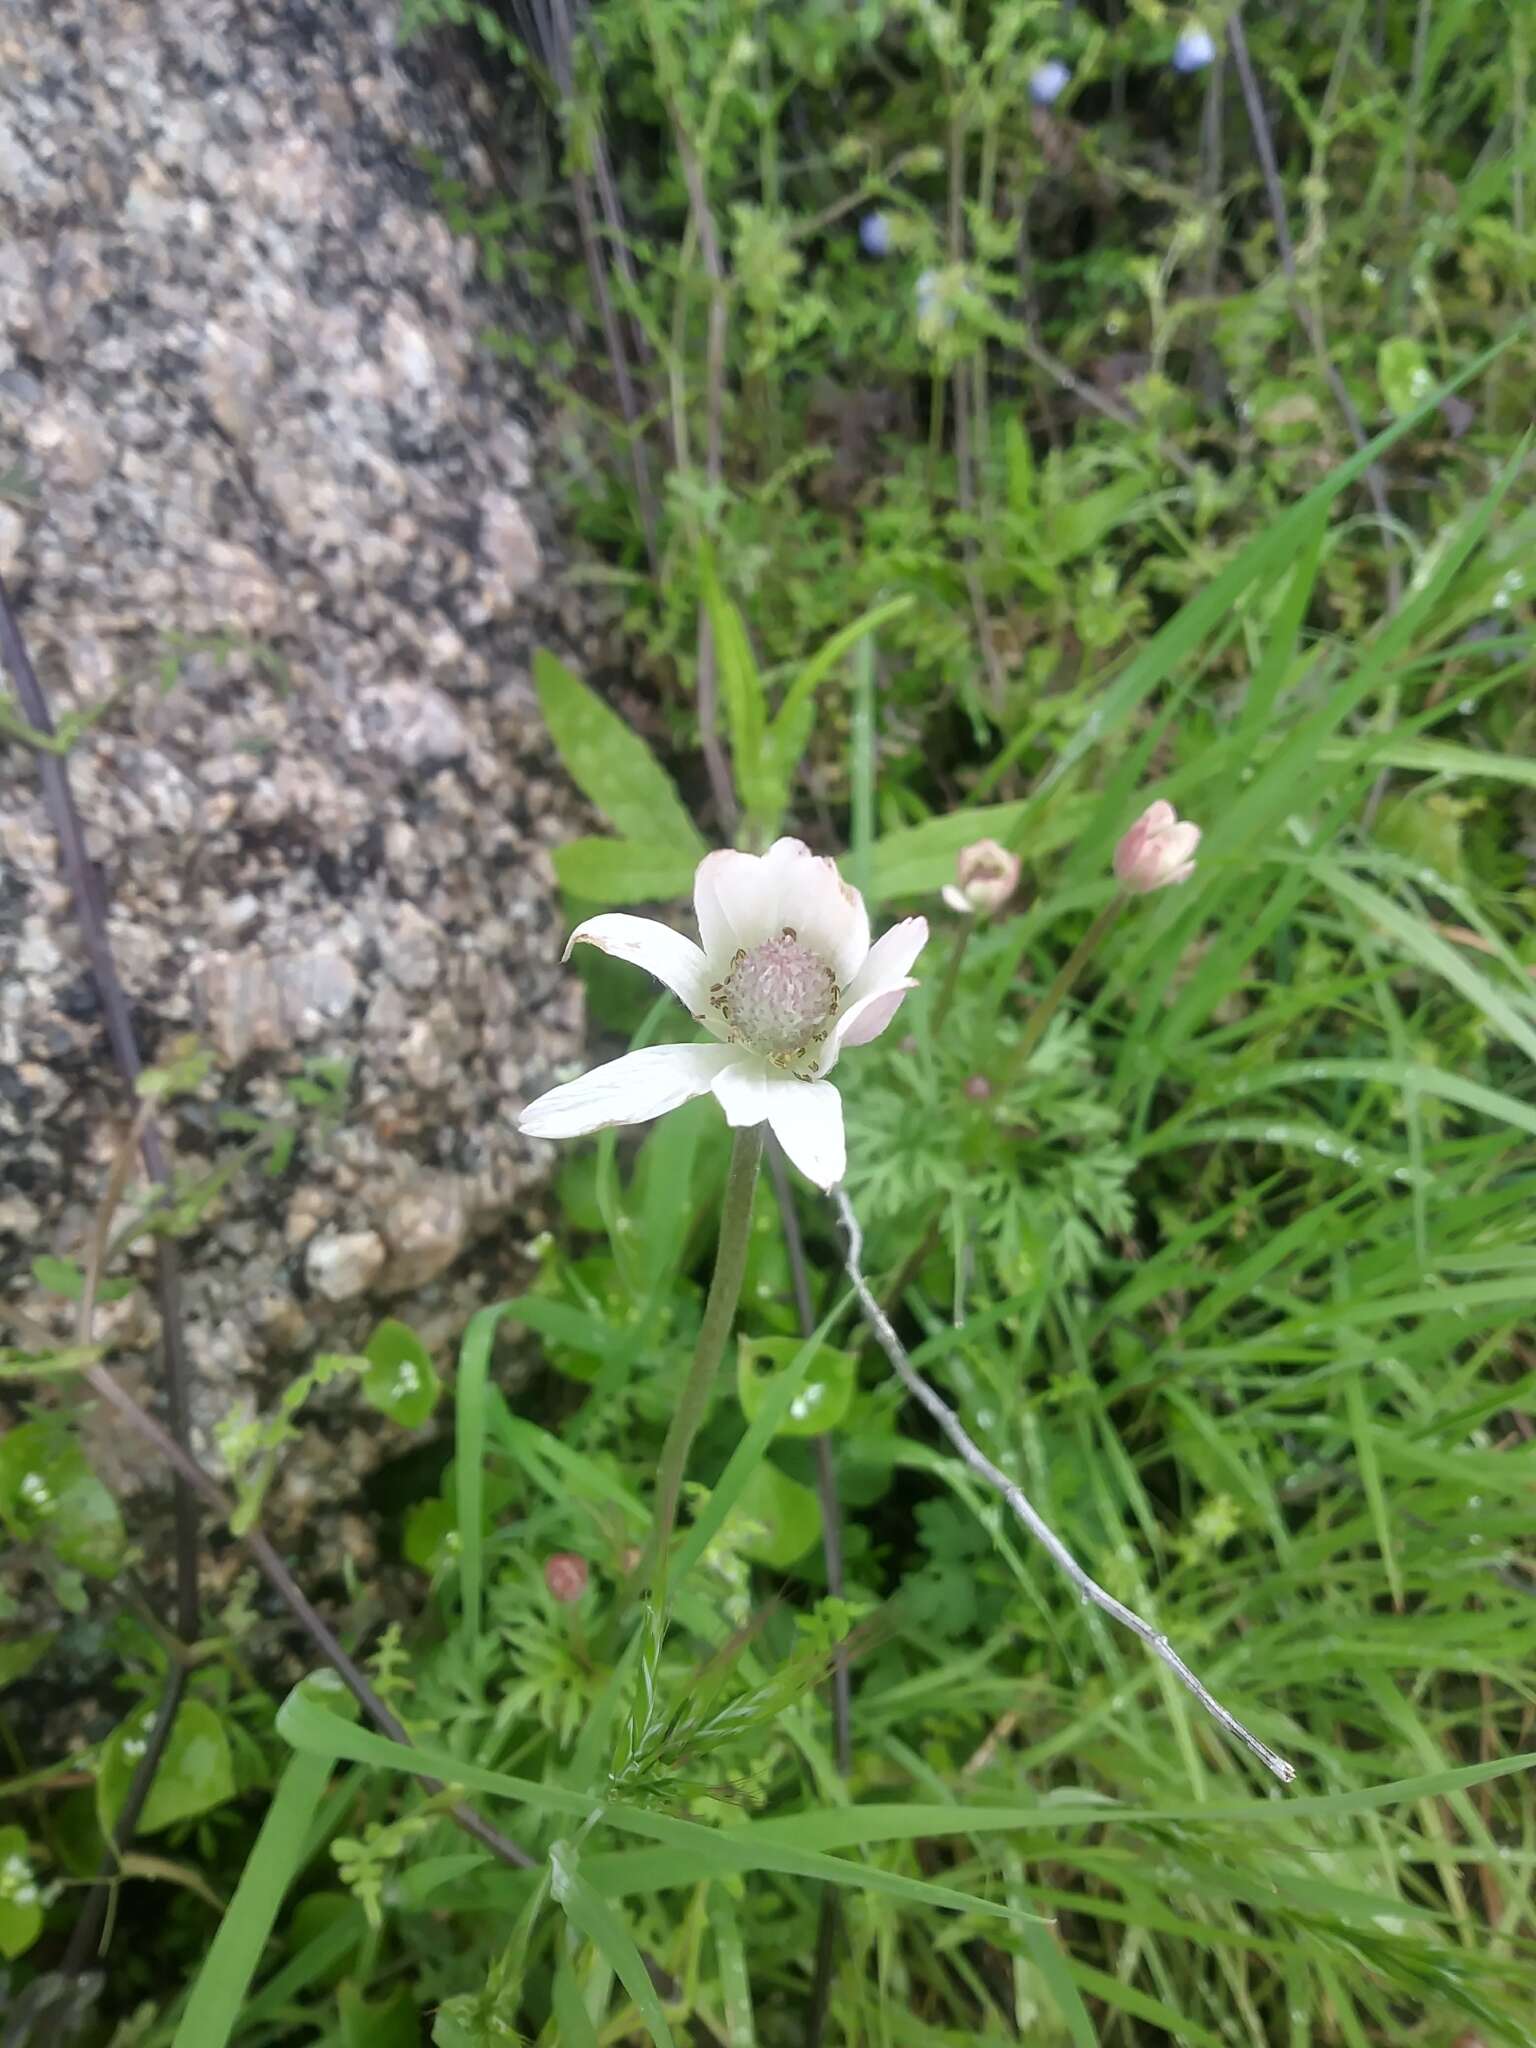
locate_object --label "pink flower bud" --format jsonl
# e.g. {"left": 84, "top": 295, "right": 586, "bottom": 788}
{"left": 544, "top": 1552, "right": 589, "bottom": 1603}
{"left": 963, "top": 1074, "right": 992, "bottom": 1101}
{"left": 942, "top": 838, "right": 1021, "bottom": 916}
{"left": 1113, "top": 801, "right": 1201, "bottom": 894}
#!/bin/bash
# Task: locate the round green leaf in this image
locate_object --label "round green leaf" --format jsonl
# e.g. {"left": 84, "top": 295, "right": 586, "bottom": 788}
{"left": 737, "top": 1336, "right": 855, "bottom": 1437}
{"left": 1378, "top": 337, "right": 1435, "bottom": 419}
{"left": 404, "top": 1496, "right": 457, "bottom": 1573}
{"left": 362, "top": 1319, "right": 440, "bottom": 1429}
{"left": 725, "top": 1462, "right": 822, "bottom": 1569}
{"left": 0, "top": 1825, "right": 44, "bottom": 1960}
{"left": 97, "top": 1698, "right": 235, "bottom": 1837}
{"left": 0, "top": 1419, "right": 124, "bottom": 1577}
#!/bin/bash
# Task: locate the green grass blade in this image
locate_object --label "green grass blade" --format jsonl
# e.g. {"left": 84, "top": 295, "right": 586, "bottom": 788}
{"left": 552, "top": 1840, "right": 676, "bottom": 2048}
{"left": 171, "top": 1749, "right": 332, "bottom": 2048}
{"left": 275, "top": 1688, "right": 1027, "bottom": 1924}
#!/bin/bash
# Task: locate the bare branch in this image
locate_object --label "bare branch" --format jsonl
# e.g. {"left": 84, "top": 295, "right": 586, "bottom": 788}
{"left": 833, "top": 1188, "right": 1296, "bottom": 1786}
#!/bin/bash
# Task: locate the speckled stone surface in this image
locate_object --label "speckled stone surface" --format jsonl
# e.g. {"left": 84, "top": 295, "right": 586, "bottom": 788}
{"left": 0, "top": 0, "right": 591, "bottom": 1521}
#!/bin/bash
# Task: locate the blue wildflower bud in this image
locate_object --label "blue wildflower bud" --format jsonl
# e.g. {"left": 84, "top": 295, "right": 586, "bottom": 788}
{"left": 859, "top": 211, "right": 892, "bottom": 258}
{"left": 1029, "top": 59, "right": 1071, "bottom": 106}
{"left": 1172, "top": 24, "right": 1216, "bottom": 72}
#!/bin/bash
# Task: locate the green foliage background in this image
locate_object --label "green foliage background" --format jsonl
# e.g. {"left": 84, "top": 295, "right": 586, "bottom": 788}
{"left": 5, "top": 1, "right": 1536, "bottom": 2044}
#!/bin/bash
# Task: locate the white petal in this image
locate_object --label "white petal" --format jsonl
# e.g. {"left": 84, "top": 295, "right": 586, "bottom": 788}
{"left": 841, "top": 916, "right": 929, "bottom": 1009}
{"left": 696, "top": 839, "right": 869, "bottom": 986}
{"left": 694, "top": 849, "right": 764, "bottom": 964}
{"left": 710, "top": 1055, "right": 775, "bottom": 1127}
{"left": 696, "top": 847, "right": 782, "bottom": 958}
{"left": 766, "top": 1076, "right": 846, "bottom": 1190}
{"left": 565, "top": 914, "right": 716, "bottom": 1025}
{"left": 758, "top": 837, "right": 869, "bottom": 985}
{"left": 1165, "top": 822, "right": 1202, "bottom": 866}
{"left": 517, "top": 1043, "right": 739, "bottom": 1139}
{"left": 941, "top": 884, "right": 974, "bottom": 914}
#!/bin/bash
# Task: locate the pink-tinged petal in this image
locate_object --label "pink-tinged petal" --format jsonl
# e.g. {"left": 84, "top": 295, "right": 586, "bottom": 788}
{"left": 765, "top": 1076, "right": 846, "bottom": 1190}
{"left": 710, "top": 1055, "right": 775, "bottom": 1127}
{"left": 837, "top": 980, "right": 917, "bottom": 1050}
{"left": 517, "top": 1043, "right": 740, "bottom": 1139}
{"left": 1114, "top": 800, "right": 1202, "bottom": 894}
{"left": 565, "top": 914, "right": 716, "bottom": 1026}
{"left": 841, "top": 916, "right": 929, "bottom": 1009}
{"left": 813, "top": 978, "right": 917, "bottom": 1075}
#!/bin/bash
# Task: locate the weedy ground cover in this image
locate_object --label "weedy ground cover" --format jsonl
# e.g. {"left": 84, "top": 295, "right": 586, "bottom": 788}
{"left": 4, "top": 2, "right": 1535, "bottom": 2043}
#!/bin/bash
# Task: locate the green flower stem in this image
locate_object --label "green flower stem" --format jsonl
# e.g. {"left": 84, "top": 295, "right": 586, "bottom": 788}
{"left": 649, "top": 1122, "right": 765, "bottom": 1609}
{"left": 1000, "top": 893, "right": 1125, "bottom": 1089}
{"left": 927, "top": 917, "right": 973, "bottom": 1039}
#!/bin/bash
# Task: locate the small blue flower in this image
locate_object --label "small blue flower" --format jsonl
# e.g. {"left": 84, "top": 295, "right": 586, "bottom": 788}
{"left": 859, "top": 211, "right": 892, "bottom": 258}
{"left": 1172, "top": 24, "right": 1216, "bottom": 72}
{"left": 1029, "top": 58, "right": 1071, "bottom": 107}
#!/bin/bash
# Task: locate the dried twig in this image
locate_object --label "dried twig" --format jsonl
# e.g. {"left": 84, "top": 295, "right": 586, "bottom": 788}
{"left": 834, "top": 1189, "right": 1297, "bottom": 1786}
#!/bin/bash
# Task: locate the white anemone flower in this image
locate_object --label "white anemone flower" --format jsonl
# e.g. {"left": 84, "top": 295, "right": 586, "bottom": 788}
{"left": 517, "top": 838, "right": 928, "bottom": 1190}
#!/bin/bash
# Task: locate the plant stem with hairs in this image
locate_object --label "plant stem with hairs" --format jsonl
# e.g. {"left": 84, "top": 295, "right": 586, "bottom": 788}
{"left": 834, "top": 1189, "right": 1296, "bottom": 1785}
{"left": 1000, "top": 893, "right": 1124, "bottom": 1088}
{"left": 928, "top": 919, "right": 974, "bottom": 1039}
{"left": 649, "top": 1125, "right": 765, "bottom": 1606}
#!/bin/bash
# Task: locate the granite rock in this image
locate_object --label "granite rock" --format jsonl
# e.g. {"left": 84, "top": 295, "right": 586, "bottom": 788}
{"left": 0, "top": 0, "right": 594, "bottom": 1525}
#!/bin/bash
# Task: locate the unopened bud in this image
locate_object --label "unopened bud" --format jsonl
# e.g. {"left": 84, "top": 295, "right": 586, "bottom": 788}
{"left": 1113, "top": 801, "right": 1201, "bottom": 895}
{"left": 544, "top": 1552, "right": 589, "bottom": 1603}
{"left": 963, "top": 1074, "right": 992, "bottom": 1101}
{"left": 942, "top": 838, "right": 1021, "bottom": 917}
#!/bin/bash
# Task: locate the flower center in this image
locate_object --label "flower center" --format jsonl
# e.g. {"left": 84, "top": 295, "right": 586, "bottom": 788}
{"left": 715, "top": 930, "right": 839, "bottom": 1060}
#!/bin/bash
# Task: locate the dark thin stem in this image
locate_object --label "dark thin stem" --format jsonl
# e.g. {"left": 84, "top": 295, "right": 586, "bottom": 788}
{"left": 999, "top": 894, "right": 1124, "bottom": 1091}
{"left": 58, "top": 1666, "right": 188, "bottom": 1975}
{"left": 1196, "top": 48, "right": 1227, "bottom": 408}
{"left": 835, "top": 1191, "right": 1296, "bottom": 1785}
{"left": 570, "top": 165, "right": 661, "bottom": 573}
{"left": 0, "top": 580, "right": 202, "bottom": 1635}
{"left": 78, "top": 1357, "right": 535, "bottom": 1869}
{"left": 806, "top": 1889, "right": 841, "bottom": 2048}
{"left": 1226, "top": 11, "right": 1402, "bottom": 610}
{"left": 928, "top": 919, "right": 973, "bottom": 1040}
{"left": 765, "top": 1138, "right": 850, "bottom": 2048}
{"left": 765, "top": 1141, "right": 852, "bottom": 1774}
{"left": 540, "top": 0, "right": 660, "bottom": 571}
{"left": 667, "top": 105, "right": 738, "bottom": 830}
